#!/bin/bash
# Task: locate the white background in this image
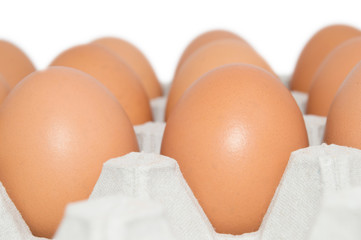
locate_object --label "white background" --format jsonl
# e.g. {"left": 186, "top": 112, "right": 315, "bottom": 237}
{"left": 0, "top": 0, "right": 360, "bottom": 84}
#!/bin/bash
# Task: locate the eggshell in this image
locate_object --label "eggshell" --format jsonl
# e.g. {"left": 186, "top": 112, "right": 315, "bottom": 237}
{"left": 92, "top": 37, "right": 162, "bottom": 98}
{"left": 0, "top": 40, "right": 35, "bottom": 88}
{"left": 306, "top": 37, "right": 361, "bottom": 116}
{"left": 50, "top": 44, "right": 152, "bottom": 125}
{"left": 290, "top": 25, "right": 361, "bottom": 92}
{"left": 175, "top": 30, "right": 244, "bottom": 74}
{"left": 0, "top": 67, "right": 139, "bottom": 238}
{"left": 161, "top": 64, "right": 308, "bottom": 235}
{"left": 324, "top": 62, "right": 361, "bottom": 149}
{"left": 165, "top": 39, "right": 276, "bottom": 119}
{"left": 0, "top": 74, "right": 10, "bottom": 104}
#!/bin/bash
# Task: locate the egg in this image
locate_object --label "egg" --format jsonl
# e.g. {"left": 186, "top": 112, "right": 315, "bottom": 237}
{"left": 161, "top": 64, "right": 308, "bottom": 235}
{"left": 0, "top": 74, "right": 10, "bottom": 104}
{"left": 165, "top": 39, "right": 276, "bottom": 120}
{"left": 50, "top": 44, "right": 152, "bottom": 125}
{"left": 0, "top": 40, "right": 35, "bottom": 88}
{"left": 0, "top": 67, "right": 139, "bottom": 238}
{"left": 324, "top": 61, "right": 361, "bottom": 149}
{"left": 290, "top": 24, "right": 361, "bottom": 92}
{"left": 306, "top": 37, "right": 361, "bottom": 116}
{"left": 175, "top": 29, "right": 244, "bottom": 74}
{"left": 92, "top": 37, "right": 162, "bottom": 98}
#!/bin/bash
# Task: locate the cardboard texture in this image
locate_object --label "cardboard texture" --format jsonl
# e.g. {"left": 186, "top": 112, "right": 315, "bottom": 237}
{"left": 1, "top": 77, "right": 358, "bottom": 239}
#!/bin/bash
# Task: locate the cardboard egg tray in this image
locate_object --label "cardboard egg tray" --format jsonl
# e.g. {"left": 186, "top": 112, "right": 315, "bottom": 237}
{"left": 1, "top": 76, "right": 361, "bottom": 240}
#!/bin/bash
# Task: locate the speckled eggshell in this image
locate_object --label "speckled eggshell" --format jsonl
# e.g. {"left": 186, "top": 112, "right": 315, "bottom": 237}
{"left": 175, "top": 30, "right": 244, "bottom": 74}
{"left": 161, "top": 64, "right": 308, "bottom": 235}
{"left": 307, "top": 37, "right": 361, "bottom": 116}
{"left": 0, "top": 74, "right": 10, "bottom": 104}
{"left": 50, "top": 44, "right": 152, "bottom": 125}
{"left": 92, "top": 37, "right": 162, "bottom": 99}
{"left": 290, "top": 25, "right": 361, "bottom": 92}
{"left": 0, "top": 67, "right": 139, "bottom": 238}
{"left": 0, "top": 40, "right": 35, "bottom": 88}
{"left": 165, "top": 39, "right": 276, "bottom": 120}
{"left": 324, "top": 62, "right": 361, "bottom": 149}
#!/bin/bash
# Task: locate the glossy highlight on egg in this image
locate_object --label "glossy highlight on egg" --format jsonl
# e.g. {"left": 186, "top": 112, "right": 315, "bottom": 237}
{"left": 0, "top": 67, "right": 139, "bottom": 238}
{"left": 1, "top": 23, "right": 361, "bottom": 239}
{"left": 161, "top": 64, "right": 308, "bottom": 235}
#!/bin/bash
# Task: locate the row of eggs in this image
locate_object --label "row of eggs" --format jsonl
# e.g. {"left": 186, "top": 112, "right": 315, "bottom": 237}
{"left": 0, "top": 24, "right": 360, "bottom": 238}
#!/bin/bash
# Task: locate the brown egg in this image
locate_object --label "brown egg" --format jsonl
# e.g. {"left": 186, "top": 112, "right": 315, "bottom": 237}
{"left": 50, "top": 44, "right": 152, "bottom": 125}
{"left": 0, "top": 67, "right": 139, "bottom": 238}
{"left": 324, "top": 62, "right": 361, "bottom": 149}
{"left": 92, "top": 37, "right": 162, "bottom": 99}
{"left": 165, "top": 39, "right": 276, "bottom": 120}
{"left": 0, "top": 74, "right": 10, "bottom": 104}
{"left": 175, "top": 30, "right": 244, "bottom": 74}
{"left": 306, "top": 37, "right": 361, "bottom": 116}
{"left": 290, "top": 25, "right": 361, "bottom": 92}
{"left": 0, "top": 40, "right": 35, "bottom": 88}
{"left": 161, "top": 64, "right": 308, "bottom": 235}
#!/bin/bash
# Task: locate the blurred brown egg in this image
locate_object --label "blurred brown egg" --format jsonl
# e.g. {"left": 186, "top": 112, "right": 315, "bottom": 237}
{"left": 161, "top": 64, "right": 308, "bottom": 235}
{"left": 0, "top": 40, "right": 36, "bottom": 88}
{"left": 0, "top": 67, "right": 139, "bottom": 238}
{"left": 324, "top": 62, "right": 361, "bottom": 149}
{"left": 290, "top": 25, "right": 361, "bottom": 92}
{"left": 175, "top": 29, "right": 244, "bottom": 74}
{"left": 92, "top": 37, "right": 162, "bottom": 99}
{"left": 306, "top": 37, "right": 361, "bottom": 116}
{"left": 165, "top": 39, "right": 276, "bottom": 119}
{"left": 0, "top": 74, "right": 10, "bottom": 104}
{"left": 50, "top": 44, "right": 152, "bottom": 125}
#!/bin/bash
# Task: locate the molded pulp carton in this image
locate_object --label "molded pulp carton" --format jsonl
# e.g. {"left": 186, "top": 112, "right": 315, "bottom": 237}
{"left": 1, "top": 76, "right": 359, "bottom": 240}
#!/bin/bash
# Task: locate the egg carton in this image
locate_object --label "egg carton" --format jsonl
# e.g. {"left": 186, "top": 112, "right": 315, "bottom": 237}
{"left": 0, "top": 181, "right": 176, "bottom": 240}
{"left": 55, "top": 195, "right": 176, "bottom": 240}
{"left": 2, "top": 142, "right": 361, "bottom": 240}
{"left": 309, "top": 186, "right": 361, "bottom": 240}
{"left": 0, "top": 75, "right": 350, "bottom": 240}
{"left": 57, "top": 144, "right": 361, "bottom": 240}
{"left": 0, "top": 111, "right": 327, "bottom": 240}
